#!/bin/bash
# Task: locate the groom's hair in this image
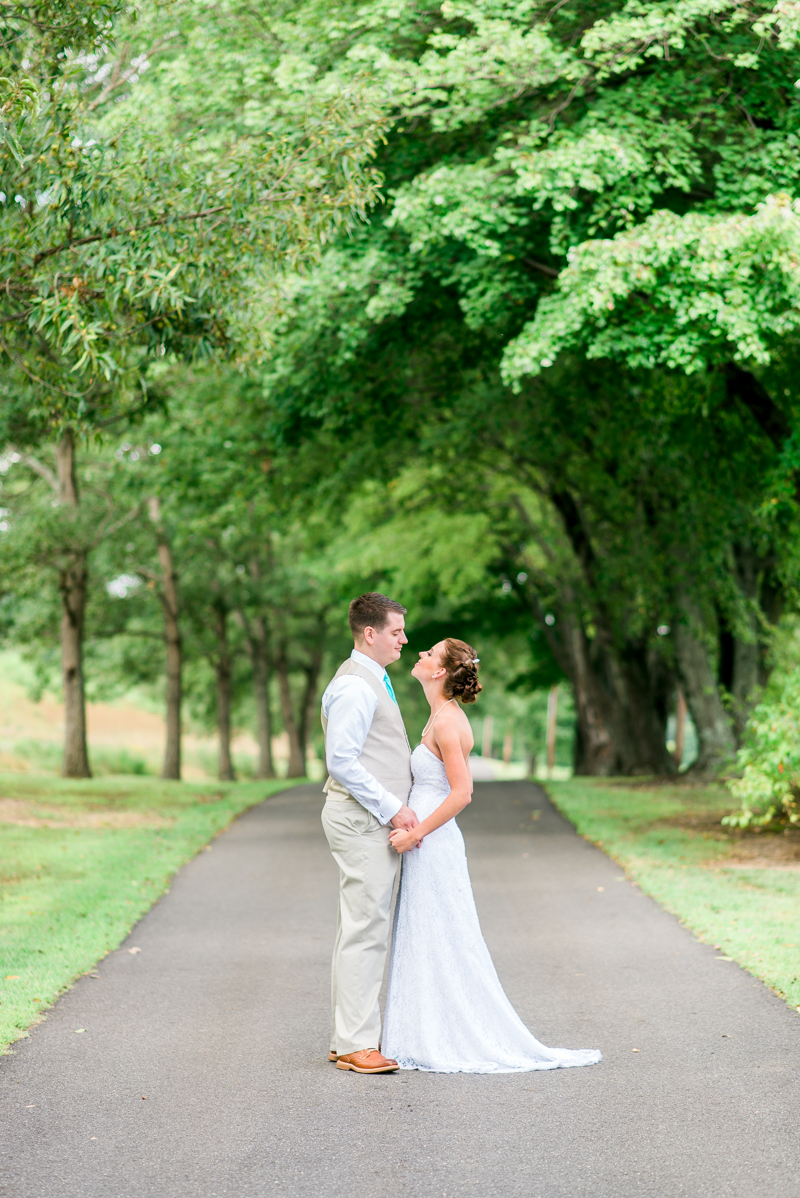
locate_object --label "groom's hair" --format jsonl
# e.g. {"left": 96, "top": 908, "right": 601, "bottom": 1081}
{"left": 349, "top": 592, "right": 407, "bottom": 637}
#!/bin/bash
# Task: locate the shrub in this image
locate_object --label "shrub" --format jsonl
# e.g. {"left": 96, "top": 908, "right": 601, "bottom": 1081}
{"left": 91, "top": 748, "right": 150, "bottom": 776}
{"left": 724, "top": 676, "right": 800, "bottom": 829}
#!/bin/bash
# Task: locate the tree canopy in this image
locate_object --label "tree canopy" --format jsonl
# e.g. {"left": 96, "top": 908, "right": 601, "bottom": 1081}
{"left": 4, "top": 0, "right": 800, "bottom": 804}
{"left": 252, "top": 0, "right": 800, "bottom": 775}
{"left": 0, "top": 0, "right": 385, "bottom": 434}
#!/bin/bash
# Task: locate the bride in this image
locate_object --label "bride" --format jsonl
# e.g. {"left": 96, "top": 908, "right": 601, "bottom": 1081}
{"left": 382, "top": 638, "right": 601, "bottom": 1074}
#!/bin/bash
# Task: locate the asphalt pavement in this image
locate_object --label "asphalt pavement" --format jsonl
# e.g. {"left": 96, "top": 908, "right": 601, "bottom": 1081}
{"left": 2, "top": 780, "right": 799, "bottom": 1198}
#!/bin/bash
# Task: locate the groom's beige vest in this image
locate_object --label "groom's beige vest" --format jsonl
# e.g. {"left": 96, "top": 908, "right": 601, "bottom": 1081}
{"left": 321, "top": 659, "right": 412, "bottom": 805}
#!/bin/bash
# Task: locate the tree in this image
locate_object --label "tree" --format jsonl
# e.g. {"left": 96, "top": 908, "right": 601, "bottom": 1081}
{"left": 0, "top": 438, "right": 140, "bottom": 774}
{"left": 235, "top": 578, "right": 276, "bottom": 779}
{"left": 0, "top": 0, "right": 386, "bottom": 773}
{"left": 0, "top": 0, "right": 386, "bottom": 429}
{"left": 245, "top": 0, "right": 800, "bottom": 775}
{"left": 146, "top": 495, "right": 183, "bottom": 779}
{"left": 97, "top": 368, "right": 350, "bottom": 780}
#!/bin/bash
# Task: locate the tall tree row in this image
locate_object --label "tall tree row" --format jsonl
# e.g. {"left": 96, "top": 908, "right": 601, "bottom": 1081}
{"left": 0, "top": 0, "right": 385, "bottom": 774}
{"left": 5, "top": 0, "right": 800, "bottom": 779}
{"left": 0, "top": 386, "right": 353, "bottom": 781}
{"left": 247, "top": 0, "right": 800, "bottom": 776}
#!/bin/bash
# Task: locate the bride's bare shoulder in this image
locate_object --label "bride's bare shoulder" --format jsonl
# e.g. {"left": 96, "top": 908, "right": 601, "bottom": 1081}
{"left": 437, "top": 702, "right": 473, "bottom": 737}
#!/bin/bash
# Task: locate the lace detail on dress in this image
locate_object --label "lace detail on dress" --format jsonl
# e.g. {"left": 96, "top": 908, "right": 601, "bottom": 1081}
{"left": 402, "top": 741, "right": 450, "bottom": 803}
{"left": 382, "top": 744, "right": 602, "bottom": 1074}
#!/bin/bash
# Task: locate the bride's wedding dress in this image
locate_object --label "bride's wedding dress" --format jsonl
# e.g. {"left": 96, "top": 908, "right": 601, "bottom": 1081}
{"left": 382, "top": 744, "right": 602, "bottom": 1073}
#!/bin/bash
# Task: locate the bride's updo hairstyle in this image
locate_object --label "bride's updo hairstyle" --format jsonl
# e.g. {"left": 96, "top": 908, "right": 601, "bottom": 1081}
{"left": 441, "top": 638, "right": 482, "bottom": 704}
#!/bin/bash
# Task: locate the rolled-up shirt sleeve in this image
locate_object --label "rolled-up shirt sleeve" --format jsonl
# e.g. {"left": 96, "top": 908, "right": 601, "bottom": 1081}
{"left": 322, "top": 676, "right": 403, "bottom": 825}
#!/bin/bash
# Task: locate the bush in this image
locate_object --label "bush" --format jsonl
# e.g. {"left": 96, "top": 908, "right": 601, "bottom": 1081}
{"left": 724, "top": 676, "right": 800, "bottom": 829}
{"left": 91, "top": 748, "right": 150, "bottom": 776}
{"left": 2, "top": 741, "right": 152, "bottom": 776}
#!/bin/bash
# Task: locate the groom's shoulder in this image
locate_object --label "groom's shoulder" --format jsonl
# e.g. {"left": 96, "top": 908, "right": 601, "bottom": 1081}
{"left": 326, "top": 658, "right": 386, "bottom": 696}
{"left": 321, "top": 661, "right": 380, "bottom": 716}
{"left": 331, "top": 658, "right": 364, "bottom": 681}
{"left": 323, "top": 659, "right": 374, "bottom": 692}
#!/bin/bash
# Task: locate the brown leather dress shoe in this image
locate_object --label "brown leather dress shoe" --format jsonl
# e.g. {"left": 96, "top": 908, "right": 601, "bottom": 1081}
{"left": 328, "top": 1051, "right": 338, "bottom": 1062}
{"left": 336, "top": 1049, "right": 399, "bottom": 1073}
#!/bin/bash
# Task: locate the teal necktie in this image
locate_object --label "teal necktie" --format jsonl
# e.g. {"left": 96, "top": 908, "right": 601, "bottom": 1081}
{"left": 383, "top": 673, "right": 397, "bottom": 704}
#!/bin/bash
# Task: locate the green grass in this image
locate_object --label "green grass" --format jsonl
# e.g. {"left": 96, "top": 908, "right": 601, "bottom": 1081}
{"left": 547, "top": 778, "right": 800, "bottom": 1013}
{"left": 0, "top": 773, "right": 305, "bottom": 1052}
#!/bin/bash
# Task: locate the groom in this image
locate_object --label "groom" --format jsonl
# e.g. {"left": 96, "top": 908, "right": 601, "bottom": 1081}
{"left": 320, "top": 592, "right": 419, "bottom": 1074}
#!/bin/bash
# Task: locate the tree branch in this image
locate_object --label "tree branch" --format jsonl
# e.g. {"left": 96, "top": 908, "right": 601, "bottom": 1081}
{"left": 31, "top": 205, "right": 230, "bottom": 268}
{"left": 86, "top": 34, "right": 181, "bottom": 112}
{"left": 521, "top": 257, "right": 560, "bottom": 279}
{"left": 16, "top": 450, "right": 58, "bottom": 493}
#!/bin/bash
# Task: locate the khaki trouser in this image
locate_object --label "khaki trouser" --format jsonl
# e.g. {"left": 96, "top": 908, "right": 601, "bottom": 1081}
{"left": 321, "top": 796, "right": 399, "bottom": 1056}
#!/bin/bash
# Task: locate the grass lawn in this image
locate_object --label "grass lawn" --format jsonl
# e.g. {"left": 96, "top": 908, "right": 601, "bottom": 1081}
{"left": 0, "top": 773, "right": 303, "bottom": 1052}
{"left": 547, "top": 778, "right": 800, "bottom": 1013}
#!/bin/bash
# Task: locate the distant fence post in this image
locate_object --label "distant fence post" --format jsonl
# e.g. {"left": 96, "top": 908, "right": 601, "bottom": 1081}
{"left": 482, "top": 715, "right": 494, "bottom": 759}
{"left": 674, "top": 689, "right": 687, "bottom": 767}
{"left": 546, "top": 685, "right": 559, "bottom": 778}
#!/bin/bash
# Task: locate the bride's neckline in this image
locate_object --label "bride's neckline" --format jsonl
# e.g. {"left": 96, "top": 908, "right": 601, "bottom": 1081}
{"left": 421, "top": 696, "right": 455, "bottom": 738}
{"left": 417, "top": 741, "right": 445, "bottom": 764}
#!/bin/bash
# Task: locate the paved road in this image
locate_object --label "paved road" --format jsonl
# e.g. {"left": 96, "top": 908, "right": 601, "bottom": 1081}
{"left": 2, "top": 781, "right": 799, "bottom": 1198}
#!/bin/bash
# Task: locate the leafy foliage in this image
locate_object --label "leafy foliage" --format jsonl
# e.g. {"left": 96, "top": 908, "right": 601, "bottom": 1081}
{"left": 504, "top": 196, "right": 800, "bottom": 382}
{"left": 247, "top": 0, "right": 800, "bottom": 774}
{"left": 724, "top": 673, "right": 800, "bottom": 826}
{"left": 7, "top": 0, "right": 800, "bottom": 780}
{"left": 0, "top": 0, "right": 385, "bottom": 431}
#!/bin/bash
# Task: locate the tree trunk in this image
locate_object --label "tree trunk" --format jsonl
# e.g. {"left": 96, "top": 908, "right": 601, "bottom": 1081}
{"left": 214, "top": 601, "right": 236, "bottom": 782}
{"left": 546, "top": 685, "right": 559, "bottom": 774}
{"left": 547, "top": 615, "right": 676, "bottom": 777}
{"left": 535, "top": 493, "right": 675, "bottom": 776}
{"left": 730, "top": 637, "right": 759, "bottom": 745}
{"left": 60, "top": 552, "right": 91, "bottom": 778}
{"left": 674, "top": 596, "right": 735, "bottom": 776}
{"left": 520, "top": 582, "right": 619, "bottom": 775}
{"left": 275, "top": 644, "right": 306, "bottom": 777}
{"left": 674, "top": 689, "right": 687, "bottom": 766}
{"left": 148, "top": 497, "right": 182, "bottom": 780}
{"left": 549, "top": 605, "right": 676, "bottom": 776}
{"left": 251, "top": 618, "right": 276, "bottom": 776}
{"left": 615, "top": 642, "right": 677, "bottom": 775}
{"left": 721, "top": 365, "right": 788, "bottom": 728}
{"left": 236, "top": 609, "right": 275, "bottom": 779}
{"left": 564, "top": 620, "right": 617, "bottom": 775}
{"left": 728, "top": 541, "right": 773, "bottom": 743}
{"left": 57, "top": 431, "right": 91, "bottom": 778}
{"left": 298, "top": 638, "right": 325, "bottom": 763}
{"left": 759, "top": 570, "right": 783, "bottom": 688}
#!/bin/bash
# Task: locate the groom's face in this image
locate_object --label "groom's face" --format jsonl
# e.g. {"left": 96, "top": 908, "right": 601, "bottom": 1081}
{"left": 361, "top": 615, "right": 407, "bottom": 666}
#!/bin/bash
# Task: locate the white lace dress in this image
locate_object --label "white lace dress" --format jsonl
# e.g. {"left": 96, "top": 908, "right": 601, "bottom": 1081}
{"left": 382, "top": 744, "right": 602, "bottom": 1073}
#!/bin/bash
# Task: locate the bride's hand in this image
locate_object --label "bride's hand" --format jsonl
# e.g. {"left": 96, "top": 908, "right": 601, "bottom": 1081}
{"left": 389, "top": 828, "right": 421, "bottom": 854}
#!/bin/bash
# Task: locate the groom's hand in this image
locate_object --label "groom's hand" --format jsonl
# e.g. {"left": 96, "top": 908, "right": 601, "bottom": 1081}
{"left": 391, "top": 805, "right": 421, "bottom": 850}
{"left": 390, "top": 805, "right": 419, "bottom": 832}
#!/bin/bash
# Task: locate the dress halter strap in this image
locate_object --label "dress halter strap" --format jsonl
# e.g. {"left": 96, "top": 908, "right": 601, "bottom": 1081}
{"left": 421, "top": 697, "right": 455, "bottom": 738}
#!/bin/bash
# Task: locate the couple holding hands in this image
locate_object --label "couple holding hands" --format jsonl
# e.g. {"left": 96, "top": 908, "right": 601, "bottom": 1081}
{"left": 319, "top": 592, "right": 601, "bottom": 1075}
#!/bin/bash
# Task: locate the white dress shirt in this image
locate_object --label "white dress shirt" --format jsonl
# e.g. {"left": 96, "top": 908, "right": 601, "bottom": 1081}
{"left": 321, "top": 649, "right": 404, "bottom": 826}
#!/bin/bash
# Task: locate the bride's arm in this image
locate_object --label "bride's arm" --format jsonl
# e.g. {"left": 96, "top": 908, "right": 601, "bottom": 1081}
{"left": 388, "top": 719, "right": 471, "bottom": 853}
